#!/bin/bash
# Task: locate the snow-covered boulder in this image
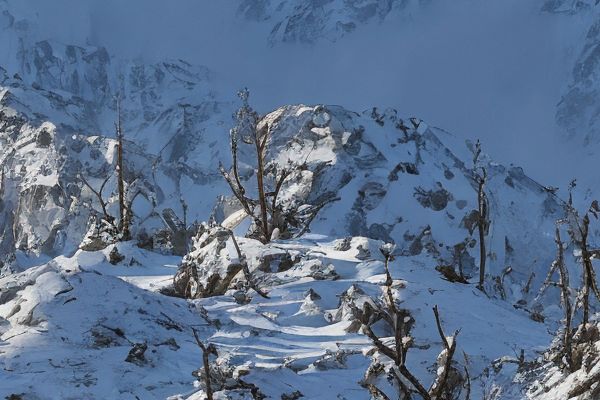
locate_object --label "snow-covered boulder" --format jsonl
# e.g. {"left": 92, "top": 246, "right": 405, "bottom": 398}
{"left": 173, "top": 224, "right": 244, "bottom": 298}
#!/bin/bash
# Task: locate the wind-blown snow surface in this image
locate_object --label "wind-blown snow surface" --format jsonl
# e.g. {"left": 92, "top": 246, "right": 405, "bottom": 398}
{"left": 0, "top": 238, "right": 551, "bottom": 399}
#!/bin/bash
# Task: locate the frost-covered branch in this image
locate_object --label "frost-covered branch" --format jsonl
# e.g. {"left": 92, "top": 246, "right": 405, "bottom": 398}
{"left": 220, "top": 89, "right": 337, "bottom": 243}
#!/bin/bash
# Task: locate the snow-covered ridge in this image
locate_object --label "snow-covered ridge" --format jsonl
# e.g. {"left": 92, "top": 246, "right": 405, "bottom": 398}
{"left": 1, "top": 1, "right": 600, "bottom": 399}
{"left": 0, "top": 76, "right": 567, "bottom": 302}
{"left": 4, "top": 0, "right": 600, "bottom": 178}
{"left": 237, "top": 0, "right": 427, "bottom": 45}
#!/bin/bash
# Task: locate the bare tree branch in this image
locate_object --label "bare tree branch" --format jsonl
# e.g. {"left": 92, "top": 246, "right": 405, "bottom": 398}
{"left": 192, "top": 328, "right": 217, "bottom": 400}
{"left": 79, "top": 173, "right": 115, "bottom": 227}
{"left": 463, "top": 351, "right": 471, "bottom": 400}
{"left": 364, "top": 382, "right": 392, "bottom": 400}
{"left": 430, "top": 305, "right": 459, "bottom": 398}
{"left": 227, "top": 230, "right": 270, "bottom": 299}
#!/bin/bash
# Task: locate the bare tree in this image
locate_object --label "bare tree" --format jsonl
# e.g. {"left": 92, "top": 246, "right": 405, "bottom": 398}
{"left": 115, "top": 95, "right": 131, "bottom": 240}
{"left": 181, "top": 197, "right": 189, "bottom": 253}
{"left": 219, "top": 89, "right": 337, "bottom": 244}
{"left": 535, "top": 223, "right": 574, "bottom": 371}
{"left": 534, "top": 183, "right": 600, "bottom": 377}
{"left": 555, "top": 226, "right": 574, "bottom": 371}
{"left": 565, "top": 197, "right": 600, "bottom": 327}
{"left": 78, "top": 99, "right": 139, "bottom": 244}
{"left": 472, "top": 140, "right": 489, "bottom": 292}
{"left": 357, "top": 245, "right": 468, "bottom": 399}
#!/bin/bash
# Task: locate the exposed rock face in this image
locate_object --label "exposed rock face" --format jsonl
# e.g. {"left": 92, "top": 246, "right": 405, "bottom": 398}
{"left": 238, "top": 0, "right": 428, "bottom": 45}
{"left": 0, "top": 5, "right": 225, "bottom": 257}
{"left": 542, "top": 0, "right": 595, "bottom": 14}
{"left": 0, "top": 72, "right": 221, "bottom": 257}
{"left": 555, "top": 9, "right": 600, "bottom": 145}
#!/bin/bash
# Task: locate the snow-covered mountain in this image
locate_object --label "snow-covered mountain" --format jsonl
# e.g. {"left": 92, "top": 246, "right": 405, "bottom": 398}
{"left": 1, "top": 1, "right": 600, "bottom": 399}
{"left": 237, "top": 0, "right": 427, "bottom": 45}
{"left": 2, "top": 0, "right": 597, "bottom": 183}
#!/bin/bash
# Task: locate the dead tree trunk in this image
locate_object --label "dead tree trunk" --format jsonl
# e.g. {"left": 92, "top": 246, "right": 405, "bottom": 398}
{"left": 115, "top": 96, "right": 130, "bottom": 240}
{"left": 477, "top": 171, "right": 488, "bottom": 291}
{"left": 580, "top": 215, "right": 591, "bottom": 326}
{"left": 0, "top": 166, "right": 5, "bottom": 199}
{"left": 192, "top": 328, "right": 217, "bottom": 400}
{"left": 254, "top": 125, "right": 270, "bottom": 243}
{"left": 535, "top": 222, "right": 574, "bottom": 370}
{"left": 473, "top": 140, "right": 489, "bottom": 292}
{"left": 554, "top": 226, "right": 573, "bottom": 371}
{"left": 181, "top": 197, "right": 189, "bottom": 253}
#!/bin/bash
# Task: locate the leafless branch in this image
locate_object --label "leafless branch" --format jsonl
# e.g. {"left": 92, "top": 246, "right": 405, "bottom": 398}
{"left": 430, "top": 305, "right": 459, "bottom": 398}
{"left": 364, "top": 383, "right": 392, "bottom": 400}
{"left": 463, "top": 351, "right": 471, "bottom": 400}
{"left": 79, "top": 173, "right": 114, "bottom": 227}
{"left": 227, "top": 230, "right": 270, "bottom": 299}
{"left": 192, "top": 328, "right": 218, "bottom": 400}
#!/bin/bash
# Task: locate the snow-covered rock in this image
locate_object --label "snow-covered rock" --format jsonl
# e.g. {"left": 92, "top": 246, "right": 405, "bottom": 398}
{"left": 238, "top": 0, "right": 427, "bottom": 45}
{"left": 173, "top": 224, "right": 242, "bottom": 299}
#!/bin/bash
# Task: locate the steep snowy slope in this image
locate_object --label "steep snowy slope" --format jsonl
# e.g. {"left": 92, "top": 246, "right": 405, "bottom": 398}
{"left": 0, "top": 67, "right": 226, "bottom": 258}
{"left": 229, "top": 105, "right": 566, "bottom": 303}
{"left": 0, "top": 76, "right": 568, "bottom": 306}
{"left": 1, "top": 1, "right": 600, "bottom": 399}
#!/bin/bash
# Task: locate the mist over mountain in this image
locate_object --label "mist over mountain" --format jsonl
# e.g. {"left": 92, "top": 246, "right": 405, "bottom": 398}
{"left": 1, "top": 0, "right": 598, "bottom": 183}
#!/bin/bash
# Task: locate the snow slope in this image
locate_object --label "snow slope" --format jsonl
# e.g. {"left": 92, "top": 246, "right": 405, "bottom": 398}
{"left": 0, "top": 237, "right": 552, "bottom": 399}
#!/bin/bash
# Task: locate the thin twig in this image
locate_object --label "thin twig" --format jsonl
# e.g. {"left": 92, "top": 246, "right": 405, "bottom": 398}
{"left": 79, "top": 173, "right": 114, "bottom": 225}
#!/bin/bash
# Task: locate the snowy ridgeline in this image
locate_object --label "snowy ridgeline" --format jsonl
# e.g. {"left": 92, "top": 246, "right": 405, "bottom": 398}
{"left": 1, "top": 0, "right": 600, "bottom": 399}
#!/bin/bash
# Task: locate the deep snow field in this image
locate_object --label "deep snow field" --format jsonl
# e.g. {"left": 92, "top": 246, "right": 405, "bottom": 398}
{"left": 0, "top": 237, "right": 552, "bottom": 399}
